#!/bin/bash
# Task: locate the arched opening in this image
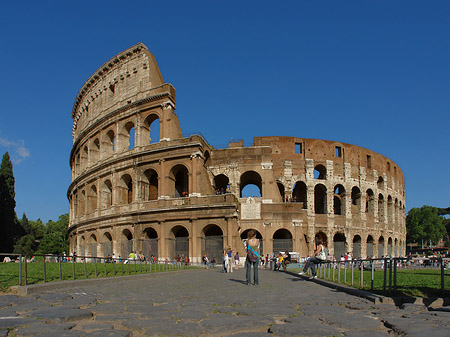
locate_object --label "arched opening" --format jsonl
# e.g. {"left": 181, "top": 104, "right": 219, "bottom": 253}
{"left": 120, "top": 174, "right": 133, "bottom": 204}
{"left": 121, "top": 229, "right": 133, "bottom": 258}
{"left": 366, "top": 189, "right": 375, "bottom": 214}
{"left": 204, "top": 150, "right": 211, "bottom": 166}
{"left": 333, "top": 184, "right": 345, "bottom": 215}
{"left": 144, "top": 169, "right": 159, "bottom": 201}
{"left": 394, "top": 238, "right": 398, "bottom": 257}
{"left": 315, "top": 232, "right": 328, "bottom": 248}
{"left": 378, "top": 236, "right": 385, "bottom": 258}
{"left": 170, "top": 165, "right": 189, "bottom": 198}
{"left": 353, "top": 235, "right": 362, "bottom": 259}
{"left": 387, "top": 195, "right": 394, "bottom": 224}
{"left": 378, "top": 194, "right": 385, "bottom": 221}
{"left": 366, "top": 235, "right": 374, "bottom": 257}
{"left": 292, "top": 181, "right": 307, "bottom": 208}
{"left": 314, "top": 184, "right": 327, "bottom": 214}
{"left": 214, "top": 174, "right": 229, "bottom": 195}
{"left": 351, "top": 186, "right": 361, "bottom": 214}
{"left": 80, "top": 236, "right": 85, "bottom": 257}
{"left": 387, "top": 237, "right": 393, "bottom": 256}
{"left": 240, "top": 171, "right": 262, "bottom": 198}
{"left": 377, "top": 176, "right": 384, "bottom": 190}
{"left": 394, "top": 198, "right": 399, "bottom": 224}
{"left": 81, "top": 145, "right": 88, "bottom": 171}
{"left": 273, "top": 229, "right": 293, "bottom": 254}
{"left": 240, "top": 229, "right": 263, "bottom": 255}
{"left": 144, "top": 114, "right": 160, "bottom": 144}
{"left": 143, "top": 227, "right": 158, "bottom": 259}
{"left": 90, "top": 138, "right": 100, "bottom": 163}
{"left": 89, "top": 234, "right": 97, "bottom": 258}
{"left": 277, "top": 182, "right": 285, "bottom": 201}
{"left": 103, "top": 232, "right": 113, "bottom": 257}
{"left": 102, "top": 179, "right": 113, "bottom": 208}
{"left": 333, "top": 233, "right": 346, "bottom": 260}
{"left": 88, "top": 185, "right": 97, "bottom": 213}
{"left": 314, "top": 164, "right": 326, "bottom": 180}
{"left": 125, "top": 121, "right": 135, "bottom": 150}
{"left": 78, "top": 189, "right": 86, "bottom": 216}
{"left": 106, "top": 129, "right": 115, "bottom": 154}
{"left": 202, "top": 225, "right": 224, "bottom": 263}
{"left": 169, "top": 226, "right": 189, "bottom": 259}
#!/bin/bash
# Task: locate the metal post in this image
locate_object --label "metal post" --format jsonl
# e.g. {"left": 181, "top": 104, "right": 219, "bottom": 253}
{"left": 139, "top": 259, "right": 142, "bottom": 273}
{"left": 333, "top": 264, "right": 335, "bottom": 281}
{"left": 72, "top": 257, "right": 76, "bottom": 279}
{"left": 19, "top": 255, "right": 22, "bottom": 286}
{"left": 94, "top": 257, "right": 97, "bottom": 277}
{"left": 338, "top": 262, "right": 341, "bottom": 283}
{"left": 371, "top": 258, "right": 374, "bottom": 291}
{"left": 121, "top": 261, "right": 124, "bottom": 274}
{"left": 104, "top": 258, "right": 107, "bottom": 277}
{"left": 383, "top": 258, "right": 387, "bottom": 294}
{"left": 134, "top": 260, "right": 137, "bottom": 273}
{"left": 360, "top": 260, "right": 363, "bottom": 289}
{"left": 43, "top": 255, "right": 47, "bottom": 283}
{"left": 441, "top": 257, "right": 445, "bottom": 296}
{"left": 344, "top": 261, "right": 347, "bottom": 284}
{"left": 83, "top": 257, "right": 87, "bottom": 278}
{"left": 388, "top": 258, "right": 393, "bottom": 294}
{"left": 113, "top": 261, "right": 116, "bottom": 275}
{"left": 24, "top": 257, "right": 28, "bottom": 286}
{"left": 58, "top": 255, "right": 62, "bottom": 281}
{"left": 351, "top": 260, "right": 354, "bottom": 286}
{"left": 393, "top": 258, "right": 397, "bottom": 294}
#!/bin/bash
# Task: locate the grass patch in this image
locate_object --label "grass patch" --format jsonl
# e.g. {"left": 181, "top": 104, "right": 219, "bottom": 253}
{"left": 291, "top": 265, "right": 450, "bottom": 298}
{"left": 0, "top": 260, "right": 200, "bottom": 292}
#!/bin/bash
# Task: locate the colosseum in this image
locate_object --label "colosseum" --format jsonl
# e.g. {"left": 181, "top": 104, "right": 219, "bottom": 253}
{"left": 68, "top": 43, "right": 406, "bottom": 263}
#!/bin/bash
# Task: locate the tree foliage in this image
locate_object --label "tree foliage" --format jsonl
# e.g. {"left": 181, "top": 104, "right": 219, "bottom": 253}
{"left": 13, "top": 214, "right": 45, "bottom": 255}
{"left": 406, "top": 206, "right": 446, "bottom": 245}
{"left": 37, "top": 213, "right": 69, "bottom": 255}
{"left": 0, "top": 152, "right": 24, "bottom": 252}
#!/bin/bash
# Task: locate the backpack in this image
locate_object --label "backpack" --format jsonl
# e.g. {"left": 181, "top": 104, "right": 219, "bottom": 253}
{"left": 247, "top": 246, "right": 259, "bottom": 262}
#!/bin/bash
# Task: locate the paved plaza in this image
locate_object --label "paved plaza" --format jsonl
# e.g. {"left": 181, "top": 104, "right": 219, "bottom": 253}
{"left": 0, "top": 268, "right": 449, "bottom": 336}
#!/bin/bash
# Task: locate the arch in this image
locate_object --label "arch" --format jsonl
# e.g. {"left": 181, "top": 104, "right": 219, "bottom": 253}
{"left": 333, "top": 232, "right": 346, "bottom": 260}
{"left": 277, "top": 181, "right": 285, "bottom": 200}
{"left": 292, "top": 181, "right": 307, "bottom": 208}
{"left": 366, "top": 189, "right": 375, "bottom": 214}
{"left": 80, "top": 235, "right": 86, "bottom": 257}
{"left": 170, "top": 164, "right": 189, "bottom": 198}
{"left": 78, "top": 189, "right": 86, "bottom": 216}
{"left": 90, "top": 138, "right": 100, "bottom": 163}
{"left": 333, "top": 184, "right": 345, "bottom": 215}
{"left": 315, "top": 232, "right": 328, "bottom": 247}
{"left": 378, "top": 236, "right": 385, "bottom": 258}
{"left": 202, "top": 224, "right": 224, "bottom": 263}
{"left": 144, "top": 113, "right": 160, "bottom": 144}
{"left": 387, "top": 237, "right": 393, "bottom": 257}
{"left": 121, "top": 229, "right": 133, "bottom": 257}
{"left": 143, "top": 227, "right": 158, "bottom": 258}
{"left": 273, "top": 229, "right": 293, "bottom": 254}
{"left": 124, "top": 121, "right": 135, "bottom": 150}
{"left": 240, "top": 171, "right": 262, "bottom": 198}
{"left": 144, "top": 169, "right": 159, "bottom": 201}
{"left": 387, "top": 195, "right": 394, "bottom": 224}
{"left": 204, "top": 150, "right": 211, "bottom": 166}
{"left": 353, "top": 235, "right": 362, "bottom": 259}
{"left": 88, "top": 184, "right": 97, "bottom": 213}
{"left": 377, "top": 176, "right": 384, "bottom": 190}
{"left": 214, "top": 174, "right": 229, "bottom": 194}
{"left": 102, "top": 179, "right": 113, "bottom": 208}
{"left": 366, "top": 235, "right": 374, "bottom": 257}
{"left": 314, "top": 184, "right": 327, "bottom": 214}
{"left": 394, "top": 238, "right": 398, "bottom": 257}
{"left": 103, "top": 232, "right": 113, "bottom": 257}
{"left": 378, "top": 194, "right": 385, "bottom": 221}
{"left": 314, "top": 164, "right": 326, "bottom": 180}
{"left": 106, "top": 129, "right": 115, "bottom": 154}
{"left": 119, "top": 174, "right": 133, "bottom": 204}
{"left": 81, "top": 145, "right": 88, "bottom": 170}
{"left": 351, "top": 186, "right": 361, "bottom": 214}
{"left": 394, "top": 198, "right": 399, "bottom": 224}
{"left": 169, "top": 225, "right": 189, "bottom": 259}
{"left": 89, "top": 234, "right": 97, "bottom": 258}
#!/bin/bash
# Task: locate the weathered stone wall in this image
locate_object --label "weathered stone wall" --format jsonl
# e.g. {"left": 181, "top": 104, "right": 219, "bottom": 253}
{"left": 68, "top": 43, "right": 406, "bottom": 263}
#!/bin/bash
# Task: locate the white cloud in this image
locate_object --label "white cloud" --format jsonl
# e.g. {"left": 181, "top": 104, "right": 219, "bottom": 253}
{"left": 0, "top": 134, "right": 31, "bottom": 164}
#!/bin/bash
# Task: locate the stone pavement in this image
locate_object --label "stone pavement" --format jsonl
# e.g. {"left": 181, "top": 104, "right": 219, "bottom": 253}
{"left": 1, "top": 268, "right": 449, "bottom": 336}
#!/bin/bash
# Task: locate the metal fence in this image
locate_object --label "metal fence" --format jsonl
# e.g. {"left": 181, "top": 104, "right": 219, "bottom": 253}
{"left": 301, "top": 257, "right": 450, "bottom": 296}
{"left": 0, "top": 253, "right": 194, "bottom": 288}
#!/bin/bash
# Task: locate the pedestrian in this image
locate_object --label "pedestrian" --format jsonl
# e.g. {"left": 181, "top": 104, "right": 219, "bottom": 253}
{"left": 226, "top": 247, "right": 233, "bottom": 273}
{"left": 234, "top": 252, "right": 240, "bottom": 271}
{"left": 243, "top": 229, "right": 260, "bottom": 285}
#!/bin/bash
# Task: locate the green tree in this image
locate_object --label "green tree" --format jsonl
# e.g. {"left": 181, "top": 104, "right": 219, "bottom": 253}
{"left": 38, "top": 214, "right": 69, "bottom": 254}
{"left": 0, "top": 152, "right": 24, "bottom": 252}
{"left": 406, "top": 206, "right": 446, "bottom": 247}
{"left": 13, "top": 214, "right": 45, "bottom": 255}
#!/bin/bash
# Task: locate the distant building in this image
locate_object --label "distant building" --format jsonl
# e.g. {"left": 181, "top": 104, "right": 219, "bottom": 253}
{"left": 68, "top": 43, "right": 406, "bottom": 263}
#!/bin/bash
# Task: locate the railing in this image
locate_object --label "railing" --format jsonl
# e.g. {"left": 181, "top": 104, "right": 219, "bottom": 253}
{"left": 0, "top": 253, "right": 194, "bottom": 289}
{"left": 297, "top": 257, "right": 450, "bottom": 297}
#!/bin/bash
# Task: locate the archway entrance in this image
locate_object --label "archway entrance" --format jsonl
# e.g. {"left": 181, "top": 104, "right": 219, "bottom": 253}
{"left": 353, "top": 235, "right": 361, "bottom": 259}
{"left": 169, "top": 226, "right": 189, "bottom": 260}
{"left": 121, "top": 229, "right": 133, "bottom": 258}
{"left": 142, "top": 227, "right": 158, "bottom": 259}
{"left": 201, "top": 225, "right": 224, "bottom": 263}
{"left": 333, "top": 233, "right": 346, "bottom": 260}
{"left": 273, "top": 229, "right": 293, "bottom": 254}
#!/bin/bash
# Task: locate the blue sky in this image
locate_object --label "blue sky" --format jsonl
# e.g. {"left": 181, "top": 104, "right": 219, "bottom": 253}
{"left": 0, "top": 1, "right": 449, "bottom": 222}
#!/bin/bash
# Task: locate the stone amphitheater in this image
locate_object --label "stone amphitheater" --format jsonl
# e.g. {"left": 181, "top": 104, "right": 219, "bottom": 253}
{"left": 68, "top": 43, "right": 406, "bottom": 263}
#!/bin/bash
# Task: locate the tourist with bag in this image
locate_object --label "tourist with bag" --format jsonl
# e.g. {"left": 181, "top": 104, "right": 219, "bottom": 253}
{"left": 242, "top": 229, "right": 260, "bottom": 285}
{"left": 298, "top": 237, "right": 326, "bottom": 279}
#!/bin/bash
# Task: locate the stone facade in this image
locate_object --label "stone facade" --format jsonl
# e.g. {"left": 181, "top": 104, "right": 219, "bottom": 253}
{"left": 68, "top": 43, "right": 406, "bottom": 263}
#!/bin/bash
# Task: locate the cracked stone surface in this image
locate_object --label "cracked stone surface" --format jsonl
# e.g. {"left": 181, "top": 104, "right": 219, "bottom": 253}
{"left": 0, "top": 269, "right": 449, "bottom": 336}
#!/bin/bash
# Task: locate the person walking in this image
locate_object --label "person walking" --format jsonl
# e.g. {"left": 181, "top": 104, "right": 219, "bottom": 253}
{"left": 234, "top": 252, "right": 240, "bottom": 271}
{"left": 243, "top": 229, "right": 260, "bottom": 285}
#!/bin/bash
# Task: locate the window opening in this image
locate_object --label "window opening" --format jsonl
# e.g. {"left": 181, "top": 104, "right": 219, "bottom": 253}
{"left": 295, "top": 143, "right": 302, "bottom": 154}
{"left": 366, "top": 155, "right": 372, "bottom": 169}
{"left": 335, "top": 146, "right": 342, "bottom": 157}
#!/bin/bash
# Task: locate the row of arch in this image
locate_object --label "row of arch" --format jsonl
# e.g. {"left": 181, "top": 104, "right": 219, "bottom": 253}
{"left": 72, "top": 113, "right": 161, "bottom": 177}
{"left": 73, "top": 223, "right": 403, "bottom": 262}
